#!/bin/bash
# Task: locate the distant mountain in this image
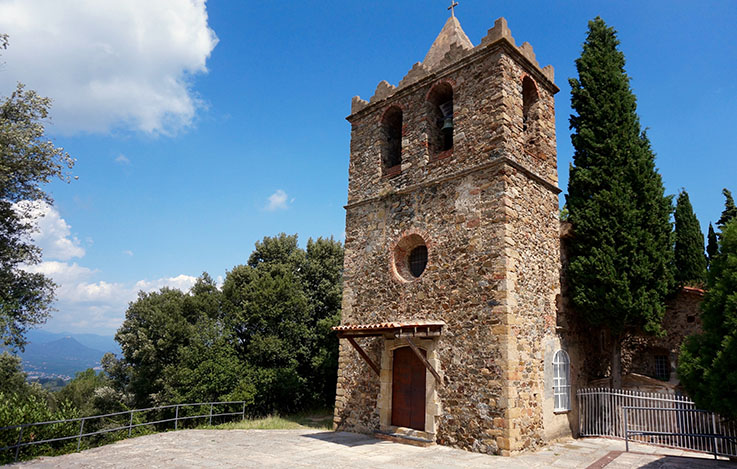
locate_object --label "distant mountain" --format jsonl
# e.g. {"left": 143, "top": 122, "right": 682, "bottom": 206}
{"left": 25, "top": 330, "right": 121, "bottom": 355}
{"left": 14, "top": 337, "right": 107, "bottom": 380}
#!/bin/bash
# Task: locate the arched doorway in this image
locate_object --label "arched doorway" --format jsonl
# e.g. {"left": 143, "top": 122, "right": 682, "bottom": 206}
{"left": 391, "top": 346, "right": 426, "bottom": 430}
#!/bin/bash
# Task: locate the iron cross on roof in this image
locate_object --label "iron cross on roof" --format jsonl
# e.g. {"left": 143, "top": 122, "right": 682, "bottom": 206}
{"left": 448, "top": 1, "right": 459, "bottom": 17}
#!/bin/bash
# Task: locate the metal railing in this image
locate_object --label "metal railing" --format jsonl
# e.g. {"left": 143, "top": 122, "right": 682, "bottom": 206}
{"left": 0, "top": 400, "right": 248, "bottom": 463}
{"left": 578, "top": 387, "right": 737, "bottom": 458}
{"left": 624, "top": 406, "right": 737, "bottom": 460}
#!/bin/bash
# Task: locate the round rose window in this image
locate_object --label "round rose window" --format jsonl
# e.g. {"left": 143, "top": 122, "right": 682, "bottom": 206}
{"left": 393, "top": 234, "right": 428, "bottom": 282}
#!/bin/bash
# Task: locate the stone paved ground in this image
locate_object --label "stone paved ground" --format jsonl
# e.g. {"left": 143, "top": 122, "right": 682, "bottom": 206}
{"left": 7, "top": 430, "right": 735, "bottom": 469}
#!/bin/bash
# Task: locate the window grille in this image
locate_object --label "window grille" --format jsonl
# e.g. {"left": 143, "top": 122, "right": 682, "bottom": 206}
{"left": 553, "top": 350, "right": 571, "bottom": 412}
{"left": 655, "top": 355, "right": 670, "bottom": 380}
{"left": 408, "top": 245, "right": 428, "bottom": 278}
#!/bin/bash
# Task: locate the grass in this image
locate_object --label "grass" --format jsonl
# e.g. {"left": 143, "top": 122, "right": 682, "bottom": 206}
{"left": 207, "top": 410, "right": 333, "bottom": 431}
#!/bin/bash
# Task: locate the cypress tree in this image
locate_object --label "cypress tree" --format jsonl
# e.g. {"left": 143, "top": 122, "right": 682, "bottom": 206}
{"left": 717, "top": 188, "right": 737, "bottom": 229}
{"left": 674, "top": 190, "right": 706, "bottom": 285}
{"left": 678, "top": 219, "right": 737, "bottom": 420}
{"left": 566, "top": 17, "right": 673, "bottom": 388}
{"left": 707, "top": 223, "right": 718, "bottom": 267}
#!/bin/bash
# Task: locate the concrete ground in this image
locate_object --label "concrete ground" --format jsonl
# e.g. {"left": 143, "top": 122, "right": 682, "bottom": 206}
{"left": 7, "top": 429, "right": 735, "bottom": 469}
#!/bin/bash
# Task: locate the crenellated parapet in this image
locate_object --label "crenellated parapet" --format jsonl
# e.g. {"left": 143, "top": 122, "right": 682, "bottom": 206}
{"left": 480, "top": 17, "right": 516, "bottom": 47}
{"left": 369, "top": 80, "right": 397, "bottom": 104}
{"left": 351, "top": 96, "right": 369, "bottom": 114}
{"left": 349, "top": 17, "right": 556, "bottom": 117}
{"left": 434, "top": 42, "right": 473, "bottom": 72}
{"left": 398, "top": 62, "right": 431, "bottom": 89}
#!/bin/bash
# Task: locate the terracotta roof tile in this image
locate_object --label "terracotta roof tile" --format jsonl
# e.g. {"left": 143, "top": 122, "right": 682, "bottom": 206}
{"left": 333, "top": 321, "right": 446, "bottom": 332}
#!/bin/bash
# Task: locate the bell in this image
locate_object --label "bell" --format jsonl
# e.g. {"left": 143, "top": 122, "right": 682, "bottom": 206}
{"left": 441, "top": 116, "right": 454, "bottom": 131}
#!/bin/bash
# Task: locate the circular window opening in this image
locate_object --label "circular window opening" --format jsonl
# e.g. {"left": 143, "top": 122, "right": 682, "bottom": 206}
{"left": 408, "top": 245, "right": 428, "bottom": 278}
{"left": 392, "top": 234, "right": 429, "bottom": 282}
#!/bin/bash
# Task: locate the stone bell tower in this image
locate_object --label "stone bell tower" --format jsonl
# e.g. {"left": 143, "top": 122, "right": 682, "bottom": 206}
{"left": 333, "top": 14, "right": 567, "bottom": 455}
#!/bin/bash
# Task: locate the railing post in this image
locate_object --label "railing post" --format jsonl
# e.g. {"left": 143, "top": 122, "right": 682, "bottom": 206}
{"left": 712, "top": 413, "right": 719, "bottom": 460}
{"left": 577, "top": 390, "right": 581, "bottom": 436}
{"left": 128, "top": 410, "right": 134, "bottom": 437}
{"left": 77, "top": 418, "right": 85, "bottom": 452}
{"left": 242, "top": 401, "right": 246, "bottom": 421}
{"left": 624, "top": 407, "right": 629, "bottom": 452}
{"left": 14, "top": 426, "right": 24, "bottom": 462}
{"left": 175, "top": 405, "right": 180, "bottom": 430}
{"left": 209, "top": 403, "right": 213, "bottom": 426}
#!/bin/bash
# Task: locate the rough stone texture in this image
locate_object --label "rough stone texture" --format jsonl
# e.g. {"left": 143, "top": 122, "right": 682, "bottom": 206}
{"left": 423, "top": 16, "right": 473, "bottom": 70}
{"left": 622, "top": 288, "right": 704, "bottom": 387}
{"left": 334, "top": 17, "right": 561, "bottom": 456}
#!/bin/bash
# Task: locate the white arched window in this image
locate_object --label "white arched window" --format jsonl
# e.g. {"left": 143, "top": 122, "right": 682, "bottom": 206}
{"left": 553, "top": 350, "right": 571, "bottom": 412}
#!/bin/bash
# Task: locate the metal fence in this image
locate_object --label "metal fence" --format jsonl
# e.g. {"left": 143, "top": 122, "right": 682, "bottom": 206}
{"left": 578, "top": 387, "right": 737, "bottom": 458}
{"left": 0, "top": 400, "right": 248, "bottom": 463}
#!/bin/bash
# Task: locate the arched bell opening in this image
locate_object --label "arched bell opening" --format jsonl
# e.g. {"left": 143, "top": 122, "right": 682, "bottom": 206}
{"left": 426, "top": 82, "right": 454, "bottom": 157}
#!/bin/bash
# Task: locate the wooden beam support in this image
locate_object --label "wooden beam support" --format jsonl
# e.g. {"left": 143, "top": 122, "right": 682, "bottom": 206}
{"left": 405, "top": 337, "right": 443, "bottom": 386}
{"left": 346, "top": 337, "right": 381, "bottom": 376}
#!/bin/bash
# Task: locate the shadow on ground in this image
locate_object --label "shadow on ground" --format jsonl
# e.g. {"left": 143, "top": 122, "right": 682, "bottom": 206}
{"left": 302, "top": 431, "right": 382, "bottom": 447}
{"left": 638, "top": 455, "right": 737, "bottom": 468}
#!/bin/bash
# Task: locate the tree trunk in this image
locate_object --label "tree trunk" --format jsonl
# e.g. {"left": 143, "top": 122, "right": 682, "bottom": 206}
{"left": 610, "top": 337, "right": 622, "bottom": 389}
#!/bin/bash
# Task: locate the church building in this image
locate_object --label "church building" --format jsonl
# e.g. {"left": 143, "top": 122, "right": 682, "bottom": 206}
{"left": 332, "top": 13, "right": 574, "bottom": 455}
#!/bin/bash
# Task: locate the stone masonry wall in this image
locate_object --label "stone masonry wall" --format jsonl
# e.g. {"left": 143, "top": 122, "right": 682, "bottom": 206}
{"left": 336, "top": 166, "right": 508, "bottom": 451}
{"left": 335, "top": 18, "right": 560, "bottom": 456}
{"left": 501, "top": 166, "right": 561, "bottom": 452}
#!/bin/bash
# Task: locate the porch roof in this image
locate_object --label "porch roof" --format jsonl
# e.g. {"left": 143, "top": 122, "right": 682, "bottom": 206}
{"left": 332, "top": 321, "right": 445, "bottom": 338}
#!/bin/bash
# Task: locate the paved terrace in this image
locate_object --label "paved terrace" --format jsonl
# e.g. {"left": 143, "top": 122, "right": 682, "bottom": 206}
{"left": 8, "top": 429, "right": 735, "bottom": 469}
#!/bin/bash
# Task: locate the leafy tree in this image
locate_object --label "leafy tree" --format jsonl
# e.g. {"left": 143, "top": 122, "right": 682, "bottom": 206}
{"left": 707, "top": 223, "right": 719, "bottom": 267}
{"left": 565, "top": 17, "right": 673, "bottom": 388}
{"left": 222, "top": 233, "right": 343, "bottom": 413}
{"left": 717, "top": 188, "right": 737, "bottom": 229}
{"left": 302, "top": 237, "right": 343, "bottom": 407}
{"left": 674, "top": 190, "right": 706, "bottom": 285}
{"left": 55, "top": 368, "right": 123, "bottom": 416}
{"left": 678, "top": 219, "right": 737, "bottom": 420}
{"left": 108, "top": 234, "right": 343, "bottom": 415}
{"left": 114, "top": 287, "right": 191, "bottom": 406}
{"left": 223, "top": 253, "right": 311, "bottom": 412}
{"left": 0, "top": 351, "right": 27, "bottom": 395}
{"left": 159, "top": 315, "right": 253, "bottom": 406}
{"left": 0, "top": 36, "right": 75, "bottom": 350}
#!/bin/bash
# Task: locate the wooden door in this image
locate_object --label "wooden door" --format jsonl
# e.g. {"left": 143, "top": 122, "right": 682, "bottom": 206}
{"left": 391, "top": 346, "right": 426, "bottom": 430}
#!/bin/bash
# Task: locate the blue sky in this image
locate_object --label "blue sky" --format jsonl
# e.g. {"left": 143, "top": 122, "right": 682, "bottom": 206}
{"left": 0, "top": 1, "right": 735, "bottom": 335}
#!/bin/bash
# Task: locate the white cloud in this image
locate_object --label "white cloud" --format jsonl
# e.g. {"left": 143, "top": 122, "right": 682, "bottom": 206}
{"left": 15, "top": 201, "right": 85, "bottom": 261}
{"left": 0, "top": 0, "right": 218, "bottom": 135}
{"left": 18, "top": 204, "right": 200, "bottom": 334}
{"left": 115, "top": 154, "right": 130, "bottom": 165}
{"left": 265, "top": 189, "right": 290, "bottom": 211}
{"left": 28, "top": 260, "right": 199, "bottom": 334}
{"left": 134, "top": 274, "right": 198, "bottom": 293}
{"left": 122, "top": 250, "right": 133, "bottom": 256}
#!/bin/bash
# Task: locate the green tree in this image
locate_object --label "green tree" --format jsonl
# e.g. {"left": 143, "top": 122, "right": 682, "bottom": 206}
{"left": 678, "top": 219, "right": 737, "bottom": 420}
{"left": 674, "top": 190, "right": 706, "bottom": 285}
{"left": 222, "top": 233, "right": 343, "bottom": 413}
{"left": 302, "top": 237, "right": 343, "bottom": 407}
{"left": 114, "top": 287, "right": 191, "bottom": 406}
{"left": 56, "top": 368, "right": 118, "bottom": 416}
{"left": 223, "top": 249, "right": 311, "bottom": 413}
{"left": 717, "top": 188, "right": 736, "bottom": 229}
{"left": 1, "top": 37, "right": 75, "bottom": 350}
{"left": 707, "top": 222, "right": 719, "bottom": 267}
{"left": 111, "top": 273, "right": 227, "bottom": 407}
{"left": 1, "top": 36, "right": 76, "bottom": 351}
{"left": 565, "top": 17, "right": 674, "bottom": 388}
{"left": 0, "top": 351, "right": 27, "bottom": 395}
